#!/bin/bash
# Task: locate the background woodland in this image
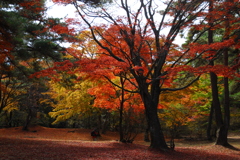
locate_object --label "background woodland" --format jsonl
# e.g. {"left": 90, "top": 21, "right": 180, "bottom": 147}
{"left": 0, "top": 0, "right": 239, "bottom": 151}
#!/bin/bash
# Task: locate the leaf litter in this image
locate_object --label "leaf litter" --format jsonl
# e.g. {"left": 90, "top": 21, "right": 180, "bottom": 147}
{"left": 0, "top": 126, "right": 239, "bottom": 160}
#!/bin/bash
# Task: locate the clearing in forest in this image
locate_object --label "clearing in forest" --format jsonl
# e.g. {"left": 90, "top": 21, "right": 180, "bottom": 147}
{"left": 0, "top": 126, "right": 239, "bottom": 160}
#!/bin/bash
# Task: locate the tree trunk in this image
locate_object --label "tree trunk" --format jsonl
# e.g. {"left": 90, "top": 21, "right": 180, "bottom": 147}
{"left": 208, "top": 0, "right": 229, "bottom": 146}
{"left": 218, "top": 58, "right": 230, "bottom": 146}
{"left": 119, "top": 76, "right": 125, "bottom": 142}
{"left": 119, "top": 103, "right": 124, "bottom": 142}
{"left": 210, "top": 70, "right": 230, "bottom": 146}
{"left": 216, "top": 0, "right": 231, "bottom": 146}
{"left": 136, "top": 71, "right": 169, "bottom": 150}
{"left": 209, "top": 71, "right": 226, "bottom": 144}
{"left": 207, "top": 102, "right": 214, "bottom": 141}
{"left": 22, "top": 108, "right": 32, "bottom": 131}
{"left": 215, "top": 125, "right": 229, "bottom": 146}
{"left": 101, "top": 111, "right": 110, "bottom": 134}
{"left": 147, "top": 106, "right": 168, "bottom": 150}
{"left": 144, "top": 125, "right": 150, "bottom": 142}
{"left": 143, "top": 94, "right": 168, "bottom": 150}
{"left": 215, "top": 46, "right": 231, "bottom": 146}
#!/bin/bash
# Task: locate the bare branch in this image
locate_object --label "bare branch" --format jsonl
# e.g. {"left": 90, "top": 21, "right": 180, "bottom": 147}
{"left": 161, "top": 76, "right": 200, "bottom": 92}
{"left": 103, "top": 75, "right": 139, "bottom": 93}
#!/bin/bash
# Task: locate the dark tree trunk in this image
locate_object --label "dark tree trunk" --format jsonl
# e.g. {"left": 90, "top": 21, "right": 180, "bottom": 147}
{"left": 119, "top": 102, "right": 124, "bottom": 142}
{"left": 98, "top": 113, "right": 102, "bottom": 130}
{"left": 209, "top": 71, "right": 226, "bottom": 145}
{"left": 135, "top": 69, "right": 169, "bottom": 150}
{"left": 142, "top": 94, "right": 168, "bottom": 150}
{"left": 215, "top": 23, "right": 231, "bottom": 145}
{"left": 144, "top": 125, "right": 150, "bottom": 142}
{"left": 208, "top": 0, "right": 229, "bottom": 146}
{"left": 207, "top": 103, "right": 214, "bottom": 141}
{"left": 216, "top": 0, "right": 231, "bottom": 146}
{"left": 209, "top": 63, "right": 229, "bottom": 146}
{"left": 119, "top": 76, "right": 125, "bottom": 142}
{"left": 147, "top": 106, "right": 168, "bottom": 150}
{"left": 215, "top": 49, "right": 230, "bottom": 146}
{"left": 101, "top": 111, "right": 110, "bottom": 134}
{"left": 218, "top": 68, "right": 230, "bottom": 146}
{"left": 22, "top": 108, "right": 32, "bottom": 131}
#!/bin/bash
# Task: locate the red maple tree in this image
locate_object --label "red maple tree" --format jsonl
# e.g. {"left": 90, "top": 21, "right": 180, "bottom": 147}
{"left": 32, "top": 0, "right": 240, "bottom": 151}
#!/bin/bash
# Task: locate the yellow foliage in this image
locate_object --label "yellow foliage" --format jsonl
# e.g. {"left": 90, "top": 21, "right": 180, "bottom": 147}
{"left": 3, "top": 99, "right": 19, "bottom": 113}
{"left": 46, "top": 79, "right": 95, "bottom": 124}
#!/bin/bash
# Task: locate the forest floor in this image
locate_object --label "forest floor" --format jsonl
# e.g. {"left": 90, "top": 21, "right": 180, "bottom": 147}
{"left": 0, "top": 126, "right": 239, "bottom": 160}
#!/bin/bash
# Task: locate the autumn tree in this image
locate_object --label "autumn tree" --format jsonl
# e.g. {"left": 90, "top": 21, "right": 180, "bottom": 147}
{"left": 45, "top": 0, "right": 240, "bottom": 150}
{"left": 183, "top": 0, "right": 239, "bottom": 145}
{"left": 160, "top": 83, "right": 207, "bottom": 131}
{"left": 0, "top": 75, "right": 24, "bottom": 127}
{"left": 208, "top": 0, "right": 239, "bottom": 146}
{"left": 0, "top": 0, "right": 77, "bottom": 128}
{"left": 45, "top": 77, "right": 97, "bottom": 127}
{"left": 0, "top": 0, "right": 77, "bottom": 80}
{"left": 88, "top": 73, "right": 145, "bottom": 142}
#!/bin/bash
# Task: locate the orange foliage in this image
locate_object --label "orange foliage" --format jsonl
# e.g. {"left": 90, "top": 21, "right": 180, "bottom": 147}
{"left": 0, "top": 36, "right": 13, "bottom": 64}
{"left": 88, "top": 80, "right": 144, "bottom": 112}
{"left": 97, "top": 24, "right": 152, "bottom": 65}
{"left": 31, "top": 0, "right": 240, "bottom": 120}
{"left": 19, "top": 0, "right": 45, "bottom": 18}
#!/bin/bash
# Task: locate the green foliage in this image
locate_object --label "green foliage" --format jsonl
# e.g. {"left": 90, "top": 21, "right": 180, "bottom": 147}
{"left": 0, "top": 0, "right": 69, "bottom": 78}
{"left": 228, "top": 80, "right": 240, "bottom": 130}
{"left": 229, "top": 81, "right": 240, "bottom": 100}
{"left": 230, "top": 91, "right": 240, "bottom": 101}
{"left": 183, "top": 27, "right": 224, "bottom": 46}
{"left": 160, "top": 75, "right": 215, "bottom": 138}
{"left": 0, "top": 0, "right": 77, "bottom": 129}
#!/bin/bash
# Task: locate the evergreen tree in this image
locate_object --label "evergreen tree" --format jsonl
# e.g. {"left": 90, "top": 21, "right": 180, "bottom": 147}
{"left": 0, "top": 0, "right": 75, "bottom": 128}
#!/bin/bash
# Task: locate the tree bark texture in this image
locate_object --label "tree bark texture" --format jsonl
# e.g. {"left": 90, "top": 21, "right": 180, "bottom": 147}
{"left": 140, "top": 88, "right": 168, "bottom": 150}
